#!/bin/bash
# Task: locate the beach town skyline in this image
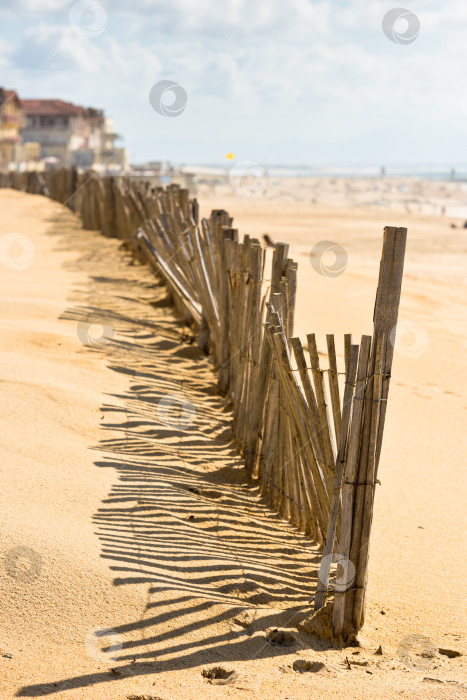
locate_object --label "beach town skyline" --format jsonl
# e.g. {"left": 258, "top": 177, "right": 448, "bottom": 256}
{"left": 1, "top": 1, "right": 467, "bottom": 167}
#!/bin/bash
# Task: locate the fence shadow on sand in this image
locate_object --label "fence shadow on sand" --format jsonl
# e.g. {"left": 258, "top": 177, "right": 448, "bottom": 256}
{"left": 17, "top": 210, "right": 325, "bottom": 697}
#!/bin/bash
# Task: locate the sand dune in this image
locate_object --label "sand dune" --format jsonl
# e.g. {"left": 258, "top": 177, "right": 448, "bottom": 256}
{"left": 0, "top": 190, "right": 465, "bottom": 699}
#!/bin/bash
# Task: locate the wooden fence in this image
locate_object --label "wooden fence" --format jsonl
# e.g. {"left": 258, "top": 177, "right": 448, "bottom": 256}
{"left": 0, "top": 168, "right": 407, "bottom": 642}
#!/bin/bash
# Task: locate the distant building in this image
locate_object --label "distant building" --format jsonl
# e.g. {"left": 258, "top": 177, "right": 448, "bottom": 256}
{"left": 0, "top": 89, "right": 22, "bottom": 156}
{"left": 0, "top": 89, "right": 24, "bottom": 168}
{"left": 20, "top": 99, "right": 128, "bottom": 171}
{"left": 0, "top": 89, "right": 40, "bottom": 170}
{"left": 21, "top": 98, "right": 86, "bottom": 166}
{"left": 0, "top": 88, "right": 128, "bottom": 171}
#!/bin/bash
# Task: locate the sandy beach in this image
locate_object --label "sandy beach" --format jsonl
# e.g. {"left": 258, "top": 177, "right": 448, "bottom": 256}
{"left": 1, "top": 185, "right": 466, "bottom": 699}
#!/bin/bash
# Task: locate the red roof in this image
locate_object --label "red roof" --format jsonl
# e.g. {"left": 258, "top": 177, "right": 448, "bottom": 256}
{"left": 0, "top": 89, "right": 21, "bottom": 108}
{"left": 21, "top": 99, "right": 87, "bottom": 117}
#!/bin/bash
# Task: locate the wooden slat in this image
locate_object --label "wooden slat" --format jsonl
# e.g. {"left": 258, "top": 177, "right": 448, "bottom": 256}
{"left": 314, "top": 343, "right": 359, "bottom": 610}
{"left": 326, "top": 334, "right": 342, "bottom": 446}
{"left": 332, "top": 335, "right": 372, "bottom": 638}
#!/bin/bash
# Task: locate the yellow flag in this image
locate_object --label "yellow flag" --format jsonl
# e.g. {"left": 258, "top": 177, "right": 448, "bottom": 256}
{"left": 225, "top": 152, "right": 234, "bottom": 160}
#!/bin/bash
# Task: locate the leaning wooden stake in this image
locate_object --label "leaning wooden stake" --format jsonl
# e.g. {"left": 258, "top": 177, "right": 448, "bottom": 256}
{"left": 331, "top": 334, "right": 372, "bottom": 637}
{"left": 346, "top": 226, "right": 407, "bottom": 638}
{"left": 314, "top": 342, "right": 359, "bottom": 610}
{"left": 326, "top": 333, "right": 342, "bottom": 446}
{"left": 373, "top": 227, "right": 408, "bottom": 469}
{"left": 307, "top": 333, "right": 336, "bottom": 489}
{"left": 351, "top": 332, "right": 386, "bottom": 631}
{"left": 333, "top": 226, "right": 407, "bottom": 641}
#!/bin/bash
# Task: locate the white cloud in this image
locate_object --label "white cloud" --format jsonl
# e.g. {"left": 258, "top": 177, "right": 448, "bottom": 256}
{"left": 13, "top": 23, "right": 161, "bottom": 81}
{"left": 0, "top": 0, "right": 65, "bottom": 10}
{"left": 1, "top": 0, "right": 467, "bottom": 163}
{"left": 117, "top": 0, "right": 332, "bottom": 41}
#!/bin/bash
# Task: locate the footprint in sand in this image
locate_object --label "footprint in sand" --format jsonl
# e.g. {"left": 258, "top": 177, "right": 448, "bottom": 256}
{"left": 279, "top": 659, "right": 329, "bottom": 674}
{"left": 265, "top": 628, "right": 297, "bottom": 647}
{"left": 220, "top": 580, "right": 274, "bottom": 605}
{"left": 230, "top": 608, "right": 257, "bottom": 635}
{"left": 199, "top": 489, "right": 223, "bottom": 499}
{"left": 202, "top": 666, "right": 238, "bottom": 685}
{"left": 293, "top": 659, "right": 327, "bottom": 673}
{"left": 173, "top": 345, "right": 205, "bottom": 360}
{"left": 185, "top": 485, "right": 223, "bottom": 500}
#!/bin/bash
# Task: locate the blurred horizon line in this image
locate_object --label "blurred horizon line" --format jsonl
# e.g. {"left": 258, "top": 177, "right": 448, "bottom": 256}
{"left": 132, "top": 161, "right": 467, "bottom": 180}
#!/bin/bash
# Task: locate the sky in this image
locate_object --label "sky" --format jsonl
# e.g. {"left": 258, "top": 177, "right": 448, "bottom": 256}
{"left": 0, "top": 0, "right": 466, "bottom": 167}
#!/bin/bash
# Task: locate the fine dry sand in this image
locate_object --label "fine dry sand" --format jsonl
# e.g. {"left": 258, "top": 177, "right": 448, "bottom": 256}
{"left": 0, "top": 187, "right": 466, "bottom": 699}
